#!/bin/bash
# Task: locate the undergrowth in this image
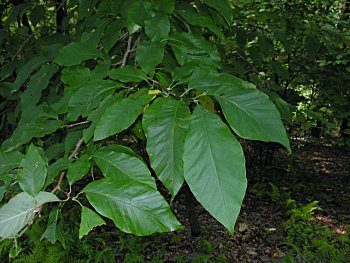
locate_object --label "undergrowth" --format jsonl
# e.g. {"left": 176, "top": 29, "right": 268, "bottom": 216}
{"left": 262, "top": 183, "right": 350, "bottom": 262}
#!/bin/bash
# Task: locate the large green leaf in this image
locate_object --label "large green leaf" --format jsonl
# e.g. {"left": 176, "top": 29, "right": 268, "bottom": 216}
{"left": 85, "top": 145, "right": 181, "bottom": 235}
{"left": 67, "top": 80, "right": 122, "bottom": 121}
{"left": 17, "top": 145, "right": 47, "bottom": 196}
{"left": 145, "top": 13, "right": 170, "bottom": 41}
{"left": 84, "top": 145, "right": 181, "bottom": 236}
{"left": 84, "top": 177, "right": 182, "bottom": 236}
{"left": 0, "top": 192, "right": 59, "bottom": 238}
{"left": 94, "top": 90, "right": 154, "bottom": 141}
{"left": 108, "top": 66, "right": 147, "bottom": 82}
{"left": 21, "top": 63, "right": 59, "bottom": 109}
{"left": 136, "top": 41, "right": 164, "bottom": 75}
{"left": 183, "top": 106, "right": 246, "bottom": 234}
{"left": 143, "top": 97, "right": 190, "bottom": 197}
{"left": 79, "top": 206, "right": 105, "bottom": 239}
{"left": 55, "top": 42, "right": 100, "bottom": 66}
{"left": 189, "top": 73, "right": 290, "bottom": 151}
{"left": 92, "top": 145, "right": 155, "bottom": 187}
{"left": 0, "top": 150, "right": 23, "bottom": 174}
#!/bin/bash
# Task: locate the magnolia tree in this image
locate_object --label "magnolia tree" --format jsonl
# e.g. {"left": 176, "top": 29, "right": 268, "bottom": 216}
{"left": 0, "top": 0, "right": 289, "bottom": 244}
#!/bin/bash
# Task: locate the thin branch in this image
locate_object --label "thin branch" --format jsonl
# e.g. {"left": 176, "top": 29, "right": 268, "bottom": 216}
{"left": 121, "top": 35, "right": 133, "bottom": 67}
{"left": 66, "top": 120, "right": 90, "bottom": 128}
{"left": 148, "top": 78, "right": 180, "bottom": 99}
{"left": 68, "top": 138, "right": 84, "bottom": 160}
{"left": 50, "top": 138, "right": 84, "bottom": 194}
{"left": 11, "top": 33, "right": 34, "bottom": 60}
{"left": 112, "top": 34, "right": 140, "bottom": 67}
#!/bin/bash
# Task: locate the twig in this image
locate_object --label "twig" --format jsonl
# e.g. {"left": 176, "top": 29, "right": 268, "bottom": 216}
{"left": 11, "top": 33, "right": 34, "bottom": 60}
{"left": 50, "top": 171, "right": 66, "bottom": 193}
{"left": 51, "top": 138, "right": 84, "bottom": 194}
{"left": 66, "top": 120, "right": 90, "bottom": 128}
{"left": 112, "top": 34, "right": 140, "bottom": 67}
{"left": 121, "top": 36, "right": 133, "bottom": 67}
{"left": 148, "top": 78, "right": 180, "bottom": 98}
{"left": 68, "top": 138, "right": 84, "bottom": 160}
{"left": 131, "top": 34, "right": 141, "bottom": 51}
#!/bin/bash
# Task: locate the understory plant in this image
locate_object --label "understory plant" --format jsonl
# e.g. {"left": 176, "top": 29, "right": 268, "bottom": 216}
{"left": 0, "top": 0, "right": 290, "bottom": 249}
{"left": 283, "top": 200, "right": 350, "bottom": 262}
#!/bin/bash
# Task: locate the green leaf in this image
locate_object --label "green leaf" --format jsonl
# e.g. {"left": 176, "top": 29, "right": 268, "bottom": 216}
{"left": 55, "top": 42, "right": 100, "bottom": 66}
{"left": 176, "top": 4, "right": 224, "bottom": 39}
{"left": 145, "top": 13, "right": 170, "bottom": 41}
{"left": 102, "top": 20, "right": 122, "bottom": 52}
{"left": 61, "top": 65, "right": 90, "bottom": 86}
{"left": 189, "top": 73, "right": 290, "bottom": 151}
{"left": 90, "top": 63, "right": 109, "bottom": 80}
{"left": 108, "top": 66, "right": 147, "bottom": 82}
{"left": 143, "top": 97, "right": 190, "bottom": 197}
{"left": 68, "top": 80, "right": 122, "bottom": 121}
{"left": 0, "top": 150, "right": 23, "bottom": 174}
{"left": 17, "top": 145, "right": 47, "bottom": 196}
{"left": 136, "top": 41, "right": 164, "bottom": 75}
{"left": 126, "top": 0, "right": 149, "bottom": 34}
{"left": 41, "top": 208, "right": 65, "bottom": 247}
{"left": 92, "top": 145, "right": 154, "bottom": 185}
{"left": 85, "top": 146, "right": 181, "bottom": 235}
{"left": 0, "top": 186, "right": 5, "bottom": 202}
{"left": 168, "top": 33, "right": 220, "bottom": 68}
{"left": 83, "top": 94, "right": 123, "bottom": 143}
{"left": 21, "top": 63, "right": 59, "bottom": 109}
{"left": 183, "top": 106, "right": 246, "bottom": 234}
{"left": 46, "top": 159, "right": 71, "bottom": 187}
{"left": 153, "top": 0, "right": 175, "bottom": 13}
{"left": 78, "top": 0, "right": 98, "bottom": 20}
{"left": 67, "top": 155, "right": 90, "bottom": 185}
{"left": 79, "top": 206, "right": 106, "bottom": 239}
{"left": 1, "top": 105, "right": 63, "bottom": 151}
{"left": 268, "top": 92, "right": 293, "bottom": 125}
{"left": 10, "top": 56, "right": 48, "bottom": 93}
{"left": 94, "top": 90, "right": 154, "bottom": 141}
{"left": 0, "top": 192, "right": 59, "bottom": 238}
{"left": 203, "top": 0, "right": 232, "bottom": 25}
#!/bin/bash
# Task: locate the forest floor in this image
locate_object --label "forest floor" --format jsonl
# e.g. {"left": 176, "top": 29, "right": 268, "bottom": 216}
{"left": 123, "top": 140, "right": 350, "bottom": 262}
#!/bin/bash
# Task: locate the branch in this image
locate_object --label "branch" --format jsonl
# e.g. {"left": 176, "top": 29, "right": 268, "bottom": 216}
{"left": 51, "top": 138, "right": 84, "bottom": 194}
{"left": 121, "top": 36, "right": 133, "bottom": 67}
{"left": 148, "top": 78, "right": 180, "bottom": 99}
{"left": 66, "top": 120, "right": 90, "bottom": 128}
{"left": 112, "top": 34, "right": 140, "bottom": 67}
{"left": 11, "top": 33, "right": 34, "bottom": 60}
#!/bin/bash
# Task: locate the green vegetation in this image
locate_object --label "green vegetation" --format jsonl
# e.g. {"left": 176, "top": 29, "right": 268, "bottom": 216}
{"left": 0, "top": 0, "right": 349, "bottom": 262}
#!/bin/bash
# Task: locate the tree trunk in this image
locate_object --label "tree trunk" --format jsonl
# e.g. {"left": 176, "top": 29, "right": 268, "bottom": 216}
{"left": 56, "top": 0, "right": 67, "bottom": 34}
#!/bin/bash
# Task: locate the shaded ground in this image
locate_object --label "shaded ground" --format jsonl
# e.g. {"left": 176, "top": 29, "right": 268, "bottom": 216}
{"left": 117, "top": 141, "right": 350, "bottom": 262}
